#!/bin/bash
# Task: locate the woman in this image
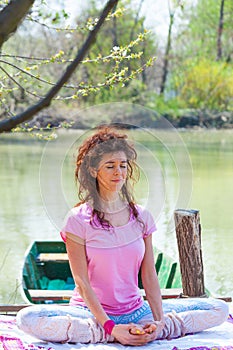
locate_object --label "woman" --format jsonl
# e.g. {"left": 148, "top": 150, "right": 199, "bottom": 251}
{"left": 17, "top": 126, "right": 228, "bottom": 346}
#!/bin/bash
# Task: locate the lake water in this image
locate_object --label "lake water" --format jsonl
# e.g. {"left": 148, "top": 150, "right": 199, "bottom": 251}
{"left": 0, "top": 129, "right": 232, "bottom": 304}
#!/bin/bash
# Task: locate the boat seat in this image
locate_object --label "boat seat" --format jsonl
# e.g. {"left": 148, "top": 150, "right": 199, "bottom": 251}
{"left": 28, "top": 288, "right": 183, "bottom": 303}
{"left": 28, "top": 289, "right": 72, "bottom": 302}
{"left": 37, "top": 253, "right": 68, "bottom": 262}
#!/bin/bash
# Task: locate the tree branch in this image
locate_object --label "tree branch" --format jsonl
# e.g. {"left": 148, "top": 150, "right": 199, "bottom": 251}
{"left": 216, "top": 0, "right": 224, "bottom": 61}
{"left": 0, "top": 0, "right": 35, "bottom": 48}
{"left": 0, "top": 0, "right": 119, "bottom": 133}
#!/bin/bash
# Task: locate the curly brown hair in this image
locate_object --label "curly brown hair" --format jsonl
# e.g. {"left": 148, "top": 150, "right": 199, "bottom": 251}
{"left": 75, "top": 126, "right": 141, "bottom": 228}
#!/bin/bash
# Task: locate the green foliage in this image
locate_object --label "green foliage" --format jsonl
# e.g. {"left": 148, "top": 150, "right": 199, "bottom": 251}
{"left": 175, "top": 0, "right": 233, "bottom": 61}
{"left": 145, "top": 93, "right": 186, "bottom": 118}
{"left": 174, "top": 59, "right": 233, "bottom": 110}
{"left": 1, "top": 0, "right": 233, "bottom": 131}
{"left": 0, "top": 1, "right": 157, "bottom": 118}
{"left": 162, "top": 0, "right": 233, "bottom": 114}
{"left": 68, "top": 1, "right": 157, "bottom": 107}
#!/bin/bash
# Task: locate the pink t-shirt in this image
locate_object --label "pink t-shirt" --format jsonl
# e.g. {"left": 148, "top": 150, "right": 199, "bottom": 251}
{"left": 60, "top": 202, "right": 156, "bottom": 315}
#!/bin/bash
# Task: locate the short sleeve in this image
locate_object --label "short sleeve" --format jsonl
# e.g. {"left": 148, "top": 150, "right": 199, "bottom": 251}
{"left": 60, "top": 209, "right": 86, "bottom": 242}
{"left": 139, "top": 207, "right": 157, "bottom": 238}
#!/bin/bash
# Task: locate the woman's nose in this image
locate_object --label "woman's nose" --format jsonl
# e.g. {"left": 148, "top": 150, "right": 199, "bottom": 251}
{"left": 113, "top": 166, "right": 121, "bottom": 175}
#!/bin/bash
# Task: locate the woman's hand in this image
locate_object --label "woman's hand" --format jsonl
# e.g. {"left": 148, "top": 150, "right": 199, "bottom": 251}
{"left": 143, "top": 320, "right": 165, "bottom": 339}
{"left": 111, "top": 323, "right": 157, "bottom": 346}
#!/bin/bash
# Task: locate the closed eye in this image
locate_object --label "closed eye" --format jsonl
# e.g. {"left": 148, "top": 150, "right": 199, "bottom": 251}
{"left": 106, "top": 165, "right": 127, "bottom": 169}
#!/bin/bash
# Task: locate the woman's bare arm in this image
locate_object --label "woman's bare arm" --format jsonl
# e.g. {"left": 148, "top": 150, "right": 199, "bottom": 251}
{"left": 141, "top": 234, "right": 165, "bottom": 324}
{"left": 66, "top": 232, "right": 109, "bottom": 326}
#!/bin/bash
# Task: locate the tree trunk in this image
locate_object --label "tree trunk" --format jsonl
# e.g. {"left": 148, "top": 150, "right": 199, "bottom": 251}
{"left": 112, "top": 11, "right": 118, "bottom": 47}
{"left": 159, "top": 12, "right": 174, "bottom": 95}
{"left": 0, "top": 0, "right": 35, "bottom": 49}
{"left": 216, "top": 0, "right": 225, "bottom": 61}
{"left": 174, "top": 209, "right": 206, "bottom": 297}
{"left": 129, "top": 0, "right": 144, "bottom": 42}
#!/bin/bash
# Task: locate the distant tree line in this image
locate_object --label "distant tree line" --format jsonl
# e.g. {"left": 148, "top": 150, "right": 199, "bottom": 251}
{"left": 0, "top": 0, "right": 232, "bottom": 133}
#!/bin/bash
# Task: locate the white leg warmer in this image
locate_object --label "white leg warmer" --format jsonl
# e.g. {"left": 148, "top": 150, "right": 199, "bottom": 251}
{"left": 179, "top": 298, "right": 229, "bottom": 334}
{"left": 67, "top": 316, "right": 114, "bottom": 343}
{"left": 157, "top": 298, "right": 229, "bottom": 339}
{"left": 138, "top": 298, "right": 229, "bottom": 341}
{"left": 16, "top": 307, "right": 114, "bottom": 344}
{"left": 158, "top": 312, "right": 186, "bottom": 339}
{"left": 16, "top": 299, "right": 229, "bottom": 343}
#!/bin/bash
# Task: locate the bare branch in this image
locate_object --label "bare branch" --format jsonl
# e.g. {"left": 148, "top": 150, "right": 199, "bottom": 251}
{"left": 0, "top": 58, "right": 59, "bottom": 88}
{"left": 0, "top": 65, "right": 25, "bottom": 92}
{"left": 0, "top": 0, "right": 119, "bottom": 133}
{"left": 0, "top": 65, "right": 44, "bottom": 99}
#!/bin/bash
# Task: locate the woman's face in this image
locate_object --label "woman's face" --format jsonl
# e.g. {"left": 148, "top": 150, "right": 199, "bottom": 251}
{"left": 94, "top": 151, "right": 128, "bottom": 197}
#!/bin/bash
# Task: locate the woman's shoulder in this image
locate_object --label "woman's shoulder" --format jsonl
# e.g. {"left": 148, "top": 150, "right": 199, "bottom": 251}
{"left": 134, "top": 204, "right": 157, "bottom": 235}
{"left": 135, "top": 203, "right": 152, "bottom": 217}
{"left": 69, "top": 202, "right": 92, "bottom": 221}
{"left": 61, "top": 202, "right": 92, "bottom": 240}
{"left": 60, "top": 203, "right": 91, "bottom": 241}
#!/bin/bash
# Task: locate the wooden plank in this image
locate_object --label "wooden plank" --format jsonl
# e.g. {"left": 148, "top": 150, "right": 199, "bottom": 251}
{"left": 214, "top": 296, "right": 232, "bottom": 303}
{"left": 33, "top": 288, "right": 233, "bottom": 302}
{"left": 0, "top": 295, "right": 231, "bottom": 315}
{"left": 28, "top": 289, "right": 73, "bottom": 297}
{"left": 0, "top": 304, "right": 74, "bottom": 315}
{"left": 161, "top": 288, "right": 183, "bottom": 299}
{"left": 141, "top": 288, "right": 232, "bottom": 302}
{"left": 136, "top": 288, "right": 183, "bottom": 299}
{"left": 28, "top": 289, "right": 72, "bottom": 302}
{"left": 37, "top": 253, "right": 68, "bottom": 262}
{"left": 0, "top": 304, "right": 31, "bottom": 313}
{"left": 28, "top": 288, "right": 184, "bottom": 303}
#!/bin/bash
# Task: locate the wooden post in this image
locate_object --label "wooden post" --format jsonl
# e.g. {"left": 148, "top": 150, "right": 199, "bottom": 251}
{"left": 174, "top": 209, "right": 206, "bottom": 297}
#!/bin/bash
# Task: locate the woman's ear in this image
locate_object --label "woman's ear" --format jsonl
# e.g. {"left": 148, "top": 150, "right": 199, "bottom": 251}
{"left": 89, "top": 167, "right": 97, "bottom": 178}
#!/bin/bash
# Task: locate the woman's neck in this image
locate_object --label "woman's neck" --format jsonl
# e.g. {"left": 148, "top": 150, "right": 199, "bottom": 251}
{"left": 98, "top": 195, "right": 127, "bottom": 214}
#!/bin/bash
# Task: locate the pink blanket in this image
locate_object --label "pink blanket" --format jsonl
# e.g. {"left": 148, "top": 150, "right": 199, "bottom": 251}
{"left": 0, "top": 314, "right": 233, "bottom": 350}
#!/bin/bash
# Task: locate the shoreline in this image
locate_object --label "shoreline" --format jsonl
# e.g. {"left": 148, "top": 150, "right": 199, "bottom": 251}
{"left": 13, "top": 109, "right": 233, "bottom": 131}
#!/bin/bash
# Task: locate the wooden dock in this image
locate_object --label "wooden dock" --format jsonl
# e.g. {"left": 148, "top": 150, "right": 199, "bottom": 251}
{"left": 0, "top": 209, "right": 231, "bottom": 314}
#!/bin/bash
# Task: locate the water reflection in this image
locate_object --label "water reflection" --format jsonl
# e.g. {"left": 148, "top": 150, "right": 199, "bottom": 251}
{"left": 0, "top": 130, "right": 232, "bottom": 303}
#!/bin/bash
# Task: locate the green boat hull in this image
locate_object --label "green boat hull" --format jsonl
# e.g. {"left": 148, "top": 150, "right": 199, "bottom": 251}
{"left": 22, "top": 241, "right": 182, "bottom": 304}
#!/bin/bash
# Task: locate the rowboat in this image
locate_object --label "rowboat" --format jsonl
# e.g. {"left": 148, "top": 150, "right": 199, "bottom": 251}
{"left": 21, "top": 241, "right": 183, "bottom": 304}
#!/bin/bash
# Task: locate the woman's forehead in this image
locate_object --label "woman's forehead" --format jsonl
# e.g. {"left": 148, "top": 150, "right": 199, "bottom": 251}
{"left": 98, "top": 151, "right": 127, "bottom": 165}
